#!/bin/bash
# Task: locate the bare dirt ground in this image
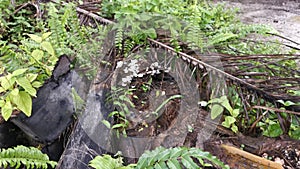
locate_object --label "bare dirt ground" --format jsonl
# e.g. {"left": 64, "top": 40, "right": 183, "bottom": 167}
{"left": 217, "top": 0, "right": 300, "bottom": 52}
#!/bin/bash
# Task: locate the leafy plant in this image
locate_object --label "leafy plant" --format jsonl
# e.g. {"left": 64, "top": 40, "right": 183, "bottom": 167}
{"left": 102, "top": 0, "right": 281, "bottom": 55}
{"left": 136, "top": 146, "right": 229, "bottom": 169}
{"left": 206, "top": 96, "right": 240, "bottom": 133}
{"left": 102, "top": 86, "right": 136, "bottom": 137}
{"left": 0, "top": 1, "right": 100, "bottom": 120}
{"left": 89, "top": 147, "right": 229, "bottom": 169}
{"left": 258, "top": 100, "right": 300, "bottom": 138}
{"left": 0, "top": 32, "right": 57, "bottom": 121}
{"left": 89, "top": 153, "right": 135, "bottom": 169}
{"left": 0, "top": 145, "right": 57, "bottom": 169}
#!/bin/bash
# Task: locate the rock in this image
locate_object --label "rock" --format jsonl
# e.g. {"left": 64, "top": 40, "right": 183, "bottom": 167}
{"left": 11, "top": 72, "right": 74, "bottom": 143}
{"left": 11, "top": 56, "right": 89, "bottom": 144}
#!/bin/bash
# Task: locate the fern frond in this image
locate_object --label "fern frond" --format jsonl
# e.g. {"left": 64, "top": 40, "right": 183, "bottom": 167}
{"left": 115, "top": 27, "right": 124, "bottom": 51}
{"left": 0, "top": 145, "right": 57, "bottom": 169}
{"left": 136, "top": 146, "right": 230, "bottom": 169}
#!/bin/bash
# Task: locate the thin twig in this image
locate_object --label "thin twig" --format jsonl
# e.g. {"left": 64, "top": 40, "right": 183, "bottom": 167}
{"left": 76, "top": 7, "right": 114, "bottom": 24}
{"left": 252, "top": 105, "right": 300, "bottom": 115}
{"left": 267, "top": 32, "right": 300, "bottom": 46}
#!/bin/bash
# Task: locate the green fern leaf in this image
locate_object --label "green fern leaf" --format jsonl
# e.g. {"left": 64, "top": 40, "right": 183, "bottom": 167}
{"left": 0, "top": 145, "right": 57, "bottom": 169}
{"left": 136, "top": 146, "right": 230, "bottom": 169}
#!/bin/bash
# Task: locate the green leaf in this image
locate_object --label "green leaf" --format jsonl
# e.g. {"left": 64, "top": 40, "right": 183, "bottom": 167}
{"left": 0, "top": 87, "right": 5, "bottom": 93}
{"left": 0, "top": 75, "right": 16, "bottom": 90}
{"left": 263, "top": 123, "right": 283, "bottom": 137}
{"left": 2, "top": 101, "right": 12, "bottom": 121}
{"left": 16, "top": 77, "right": 36, "bottom": 97}
{"left": 14, "top": 91, "right": 32, "bottom": 117}
{"left": 136, "top": 155, "right": 148, "bottom": 169}
{"left": 102, "top": 120, "right": 111, "bottom": 128}
{"left": 89, "top": 155, "right": 115, "bottom": 169}
{"left": 277, "top": 100, "right": 295, "bottom": 107}
{"left": 231, "top": 109, "right": 239, "bottom": 118}
{"left": 112, "top": 123, "right": 127, "bottom": 129}
{"left": 167, "top": 159, "right": 182, "bottom": 169}
{"left": 181, "top": 155, "right": 198, "bottom": 169}
{"left": 231, "top": 125, "right": 238, "bottom": 133}
{"left": 41, "top": 41, "right": 55, "bottom": 56}
{"left": 10, "top": 88, "right": 19, "bottom": 96}
{"left": 42, "top": 32, "right": 52, "bottom": 40}
{"left": 154, "top": 161, "right": 167, "bottom": 169}
{"left": 31, "top": 49, "right": 44, "bottom": 61}
{"left": 0, "top": 145, "right": 57, "bottom": 168}
{"left": 169, "top": 147, "right": 184, "bottom": 159}
{"left": 208, "top": 97, "right": 220, "bottom": 104}
{"left": 158, "top": 149, "right": 171, "bottom": 162}
{"left": 222, "top": 116, "right": 236, "bottom": 128}
{"left": 220, "top": 96, "right": 232, "bottom": 113}
{"left": 210, "top": 32, "right": 237, "bottom": 45}
{"left": 26, "top": 74, "right": 38, "bottom": 82}
{"left": 12, "top": 68, "right": 28, "bottom": 77}
{"left": 144, "top": 28, "right": 157, "bottom": 39}
{"left": 211, "top": 104, "right": 224, "bottom": 119}
{"left": 31, "top": 81, "right": 43, "bottom": 88}
{"left": 27, "top": 34, "right": 42, "bottom": 43}
{"left": 0, "top": 100, "right": 5, "bottom": 107}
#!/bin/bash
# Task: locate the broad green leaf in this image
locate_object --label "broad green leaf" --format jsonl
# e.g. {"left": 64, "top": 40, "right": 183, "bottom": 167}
{"left": 282, "top": 100, "right": 295, "bottom": 107}
{"left": 27, "top": 34, "right": 42, "bottom": 43}
{"left": 0, "top": 87, "right": 4, "bottom": 93}
{"left": 14, "top": 91, "right": 32, "bottom": 117}
{"left": 231, "top": 125, "right": 238, "bottom": 133}
{"left": 211, "top": 104, "right": 224, "bottom": 119}
{"left": 49, "top": 55, "right": 58, "bottom": 64}
{"left": 208, "top": 97, "right": 220, "bottom": 104}
{"left": 12, "top": 68, "right": 28, "bottom": 77}
{"left": 41, "top": 41, "right": 55, "bottom": 56}
{"left": 89, "top": 155, "right": 115, "bottom": 169}
{"left": 2, "top": 101, "right": 12, "bottom": 121}
{"left": 289, "top": 127, "right": 300, "bottom": 140}
{"left": 0, "top": 100, "right": 4, "bottom": 107}
{"left": 26, "top": 73, "right": 38, "bottom": 82}
{"left": 222, "top": 116, "right": 236, "bottom": 128}
{"left": 220, "top": 96, "right": 232, "bottom": 113}
{"left": 16, "top": 77, "right": 36, "bottom": 97}
{"left": 10, "top": 88, "right": 19, "bottom": 96}
{"left": 45, "top": 66, "right": 53, "bottom": 76}
{"left": 0, "top": 75, "right": 16, "bottom": 90}
{"left": 219, "top": 95, "right": 228, "bottom": 102}
{"left": 32, "top": 81, "right": 43, "bottom": 88}
{"left": 232, "top": 109, "right": 239, "bottom": 118}
{"left": 31, "top": 49, "right": 44, "bottom": 61}
{"left": 42, "top": 32, "right": 52, "bottom": 40}
{"left": 263, "top": 123, "right": 283, "bottom": 137}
